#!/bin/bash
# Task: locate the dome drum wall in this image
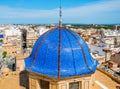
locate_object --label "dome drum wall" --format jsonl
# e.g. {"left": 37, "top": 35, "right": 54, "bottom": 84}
{"left": 25, "top": 28, "right": 98, "bottom": 78}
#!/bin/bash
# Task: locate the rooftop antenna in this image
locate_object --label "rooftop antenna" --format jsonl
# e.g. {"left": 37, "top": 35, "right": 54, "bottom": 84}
{"left": 59, "top": 0, "right": 62, "bottom": 27}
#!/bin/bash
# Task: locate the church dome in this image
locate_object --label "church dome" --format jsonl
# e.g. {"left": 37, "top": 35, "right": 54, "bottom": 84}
{"left": 24, "top": 28, "right": 98, "bottom": 78}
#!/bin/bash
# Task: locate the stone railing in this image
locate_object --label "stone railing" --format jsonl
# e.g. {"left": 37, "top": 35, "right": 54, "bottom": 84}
{"left": 97, "top": 65, "right": 120, "bottom": 83}
{"left": 0, "top": 71, "right": 20, "bottom": 79}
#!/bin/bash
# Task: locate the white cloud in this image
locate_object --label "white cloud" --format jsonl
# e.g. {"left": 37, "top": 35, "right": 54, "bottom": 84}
{"left": 0, "top": 6, "right": 58, "bottom": 18}
{"left": 0, "top": 0, "right": 120, "bottom": 23}
{"left": 63, "top": 0, "right": 120, "bottom": 18}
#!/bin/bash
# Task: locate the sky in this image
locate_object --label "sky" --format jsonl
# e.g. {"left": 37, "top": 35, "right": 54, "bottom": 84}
{"left": 0, "top": 0, "right": 120, "bottom": 24}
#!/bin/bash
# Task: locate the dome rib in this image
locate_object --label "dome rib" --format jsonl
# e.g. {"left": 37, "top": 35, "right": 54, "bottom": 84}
{"left": 66, "top": 30, "right": 94, "bottom": 73}
{"left": 28, "top": 30, "right": 54, "bottom": 69}
{"left": 58, "top": 28, "right": 62, "bottom": 78}
{"left": 64, "top": 30, "right": 77, "bottom": 75}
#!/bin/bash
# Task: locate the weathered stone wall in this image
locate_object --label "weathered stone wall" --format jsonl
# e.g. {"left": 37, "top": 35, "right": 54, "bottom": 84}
{"left": 29, "top": 72, "right": 93, "bottom": 89}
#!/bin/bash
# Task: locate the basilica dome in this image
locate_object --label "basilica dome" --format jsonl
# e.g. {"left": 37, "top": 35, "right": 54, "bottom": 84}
{"left": 24, "top": 27, "right": 98, "bottom": 78}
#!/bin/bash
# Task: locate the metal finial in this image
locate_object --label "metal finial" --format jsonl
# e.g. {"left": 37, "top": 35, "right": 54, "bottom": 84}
{"left": 59, "top": 0, "right": 62, "bottom": 27}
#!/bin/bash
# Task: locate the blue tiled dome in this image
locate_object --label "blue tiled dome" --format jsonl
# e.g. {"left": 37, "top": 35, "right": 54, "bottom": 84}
{"left": 24, "top": 28, "right": 98, "bottom": 78}
{"left": 0, "top": 34, "right": 3, "bottom": 38}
